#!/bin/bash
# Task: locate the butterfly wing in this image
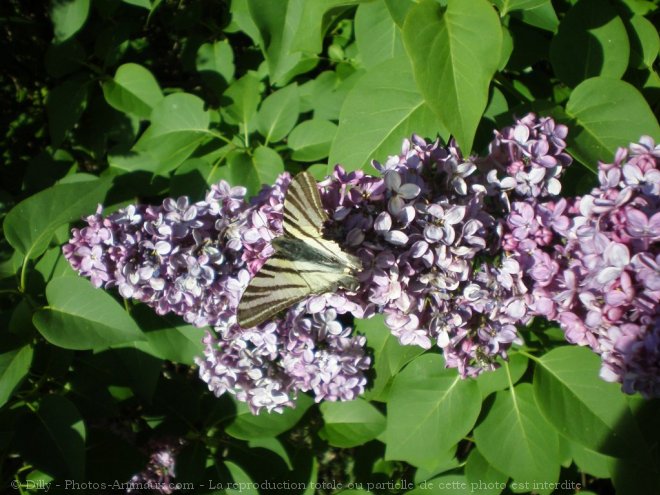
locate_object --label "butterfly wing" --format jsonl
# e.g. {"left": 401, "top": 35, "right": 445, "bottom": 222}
{"left": 237, "top": 254, "right": 313, "bottom": 329}
{"left": 237, "top": 172, "right": 362, "bottom": 328}
{"left": 281, "top": 171, "right": 327, "bottom": 238}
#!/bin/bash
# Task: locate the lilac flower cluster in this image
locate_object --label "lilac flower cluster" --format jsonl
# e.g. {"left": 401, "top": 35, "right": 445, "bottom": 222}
{"left": 127, "top": 438, "right": 184, "bottom": 494}
{"left": 501, "top": 136, "right": 659, "bottom": 397}
{"left": 65, "top": 177, "right": 371, "bottom": 413}
{"left": 65, "top": 111, "right": 658, "bottom": 408}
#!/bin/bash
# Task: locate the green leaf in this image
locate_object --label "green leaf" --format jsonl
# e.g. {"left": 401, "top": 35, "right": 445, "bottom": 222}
{"left": 111, "top": 344, "right": 162, "bottom": 403}
{"left": 407, "top": 474, "right": 469, "bottom": 495}
{"left": 329, "top": 56, "right": 445, "bottom": 171}
{"left": 550, "top": 0, "right": 630, "bottom": 88}
{"left": 355, "top": 1, "right": 405, "bottom": 69}
{"left": 359, "top": 315, "right": 424, "bottom": 402}
{"left": 123, "top": 0, "right": 153, "bottom": 9}
{"left": 256, "top": 84, "right": 300, "bottom": 143}
{"left": 403, "top": 0, "right": 502, "bottom": 153}
{"left": 226, "top": 394, "right": 314, "bottom": 440}
{"left": 51, "top": 0, "right": 90, "bottom": 42}
{"left": 134, "top": 93, "right": 211, "bottom": 173}
{"left": 223, "top": 72, "right": 261, "bottom": 136}
{"left": 563, "top": 77, "right": 660, "bottom": 168}
{"left": 533, "top": 346, "right": 645, "bottom": 457}
{"left": 319, "top": 398, "right": 386, "bottom": 448}
{"left": 102, "top": 63, "right": 164, "bottom": 120}
{"left": 627, "top": 15, "right": 659, "bottom": 69}
{"left": 4, "top": 178, "right": 110, "bottom": 260}
{"left": 247, "top": 437, "right": 293, "bottom": 470}
{"left": 45, "top": 39, "right": 86, "bottom": 77}
{"left": 47, "top": 76, "right": 90, "bottom": 147}
{"left": 474, "top": 383, "right": 560, "bottom": 484}
{"left": 225, "top": 461, "right": 258, "bottom": 495}
{"left": 0, "top": 345, "right": 34, "bottom": 408}
{"left": 196, "top": 40, "right": 235, "bottom": 83}
{"left": 300, "top": 69, "right": 363, "bottom": 121}
{"left": 495, "top": 0, "right": 547, "bottom": 16}
{"left": 386, "top": 354, "right": 481, "bottom": 469}
{"left": 33, "top": 277, "right": 145, "bottom": 350}
{"left": 570, "top": 440, "right": 615, "bottom": 479}
{"left": 465, "top": 448, "right": 508, "bottom": 495}
{"left": 510, "top": 0, "right": 558, "bottom": 32}
{"left": 289, "top": 120, "right": 337, "bottom": 162}
{"left": 247, "top": 0, "right": 317, "bottom": 85}
{"left": 476, "top": 353, "right": 528, "bottom": 398}
{"left": 290, "top": 0, "right": 369, "bottom": 54}
{"left": 18, "top": 395, "right": 86, "bottom": 479}
{"left": 384, "top": 0, "right": 415, "bottom": 27}
{"left": 132, "top": 305, "right": 206, "bottom": 365}
{"left": 227, "top": 146, "right": 285, "bottom": 197}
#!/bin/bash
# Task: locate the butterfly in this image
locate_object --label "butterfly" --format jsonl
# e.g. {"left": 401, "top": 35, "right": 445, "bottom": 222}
{"left": 237, "top": 171, "right": 362, "bottom": 328}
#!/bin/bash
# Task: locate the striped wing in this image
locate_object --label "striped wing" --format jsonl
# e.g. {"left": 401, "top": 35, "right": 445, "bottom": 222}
{"left": 281, "top": 171, "right": 327, "bottom": 239}
{"left": 237, "top": 172, "right": 361, "bottom": 329}
{"left": 237, "top": 252, "right": 354, "bottom": 329}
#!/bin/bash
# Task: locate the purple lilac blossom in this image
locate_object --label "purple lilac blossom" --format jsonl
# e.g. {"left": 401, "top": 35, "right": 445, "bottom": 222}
{"left": 126, "top": 438, "right": 184, "bottom": 494}
{"left": 66, "top": 113, "right": 656, "bottom": 409}
{"left": 501, "top": 136, "right": 659, "bottom": 398}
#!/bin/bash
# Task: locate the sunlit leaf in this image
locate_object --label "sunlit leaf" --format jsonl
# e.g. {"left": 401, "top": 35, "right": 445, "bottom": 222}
{"left": 474, "top": 383, "right": 560, "bottom": 484}
{"left": 329, "top": 56, "right": 445, "bottom": 171}
{"left": 4, "top": 178, "right": 110, "bottom": 260}
{"left": 51, "top": 0, "right": 90, "bottom": 42}
{"left": 403, "top": 0, "right": 501, "bottom": 152}
{"left": 386, "top": 354, "right": 481, "bottom": 469}
{"left": 33, "top": 277, "right": 145, "bottom": 350}
{"left": 102, "top": 63, "right": 164, "bottom": 119}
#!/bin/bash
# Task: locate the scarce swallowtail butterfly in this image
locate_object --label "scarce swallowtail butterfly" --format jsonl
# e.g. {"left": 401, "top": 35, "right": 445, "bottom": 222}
{"left": 237, "top": 172, "right": 362, "bottom": 329}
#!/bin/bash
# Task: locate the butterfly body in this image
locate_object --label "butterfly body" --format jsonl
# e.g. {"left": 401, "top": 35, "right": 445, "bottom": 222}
{"left": 237, "top": 172, "right": 362, "bottom": 328}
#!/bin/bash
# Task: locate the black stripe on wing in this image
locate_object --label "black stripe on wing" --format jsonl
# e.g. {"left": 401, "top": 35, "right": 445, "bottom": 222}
{"left": 282, "top": 172, "right": 327, "bottom": 237}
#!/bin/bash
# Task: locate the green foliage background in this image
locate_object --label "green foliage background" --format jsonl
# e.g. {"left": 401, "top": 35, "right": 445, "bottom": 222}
{"left": 1, "top": 0, "right": 659, "bottom": 493}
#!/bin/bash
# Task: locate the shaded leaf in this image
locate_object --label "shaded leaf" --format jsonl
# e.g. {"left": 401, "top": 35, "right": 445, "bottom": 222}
{"left": 18, "top": 395, "right": 86, "bottom": 479}
{"left": 47, "top": 76, "right": 90, "bottom": 147}
{"left": 627, "top": 15, "right": 659, "bottom": 69}
{"left": 319, "top": 398, "right": 385, "bottom": 448}
{"left": 291, "top": 0, "right": 369, "bottom": 54}
{"left": 0, "top": 345, "right": 34, "bottom": 408}
{"left": 132, "top": 305, "right": 206, "bottom": 365}
{"left": 550, "top": 0, "right": 630, "bottom": 87}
